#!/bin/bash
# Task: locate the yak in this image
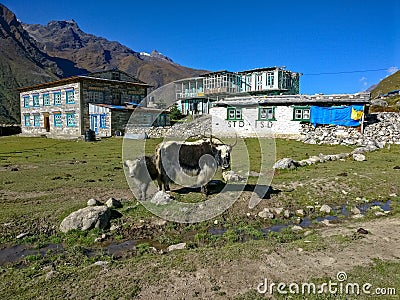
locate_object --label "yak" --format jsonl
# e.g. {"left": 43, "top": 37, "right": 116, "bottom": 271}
{"left": 124, "top": 155, "right": 162, "bottom": 200}
{"left": 155, "top": 136, "right": 237, "bottom": 194}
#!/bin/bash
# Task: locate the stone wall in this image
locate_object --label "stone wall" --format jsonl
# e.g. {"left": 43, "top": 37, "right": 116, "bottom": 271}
{"left": 126, "top": 115, "right": 212, "bottom": 139}
{"left": 301, "top": 112, "right": 400, "bottom": 146}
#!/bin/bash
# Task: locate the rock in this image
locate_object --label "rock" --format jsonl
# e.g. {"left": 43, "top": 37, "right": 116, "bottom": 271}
{"left": 319, "top": 204, "right": 332, "bottom": 214}
{"left": 258, "top": 209, "right": 274, "bottom": 219}
{"left": 94, "top": 261, "right": 109, "bottom": 267}
{"left": 167, "top": 242, "right": 186, "bottom": 252}
{"left": 222, "top": 170, "right": 245, "bottom": 182}
{"left": 152, "top": 219, "right": 167, "bottom": 226}
{"left": 374, "top": 211, "right": 386, "bottom": 217}
{"left": 283, "top": 210, "right": 291, "bottom": 219}
{"left": 389, "top": 193, "right": 397, "bottom": 197}
{"left": 357, "top": 228, "right": 369, "bottom": 234}
{"left": 214, "top": 220, "right": 219, "bottom": 225}
{"left": 106, "top": 198, "right": 122, "bottom": 209}
{"left": 273, "top": 158, "right": 297, "bottom": 169}
{"left": 109, "top": 224, "right": 120, "bottom": 231}
{"left": 353, "top": 153, "right": 366, "bottom": 161}
{"left": 87, "top": 198, "right": 102, "bottom": 206}
{"left": 150, "top": 191, "right": 173, "bottom": 205}
{"left": 273, "top": 207, "right": 284, "bottom": 215}
{"left": 59, "top": 206, "right": 111, "bottom": 233}
{"left": 351, "top": 207, "right": 361, "bottom": 215}
{"left": 352, "top": 214, "right": 364, "bottom": 219}
{"left": 16, "top": 232, "right": 29, "bottom": 239}
{"left": 295, "top": 209, "right": 305, "bottom": 217}
{"left": 320, "top": 219, "right": 332, "bottom": 226}
{"left": 291, "top": 225, "right": 303, "bottom": 232}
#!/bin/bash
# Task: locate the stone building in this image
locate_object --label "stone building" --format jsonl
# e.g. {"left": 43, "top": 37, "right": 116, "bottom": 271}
{"left": 171, "top": 67, "right": 301, "bottom": 115}
{"left": 210, "top": 93, "right": 370, "bottom": 138}
{"left": 18, "top": 69, "right": 166, "bottom": 138}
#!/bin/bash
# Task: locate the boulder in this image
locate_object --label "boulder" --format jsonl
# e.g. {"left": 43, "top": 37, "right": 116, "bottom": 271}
{"left": 319, "top": 204, "right": 332, "bottom": 214}
{"left": 167, "top": 242, "right": 186, "bottom": 252}
{"left": 353, "top": 153, "right": 366, "bottom": 161}
{"left": 222, "top": 170, "right": 245, "bottom": 182}
{"left": 106, "top": 197, "right": 122, "bottom": 209}
{"left": 151, "top": 191, "right": 173, "bottom": 205}
{"left": 258, "top": 209, "right": 274, "bottom": 219}
{"left": 273, "top": 158, "right": 297, "bottom": 169}
{"left": 59, "top": 206, "right": 111, "bottom": 233}
{"left": 87, "top": 198, "right": 102, "bottom": 206}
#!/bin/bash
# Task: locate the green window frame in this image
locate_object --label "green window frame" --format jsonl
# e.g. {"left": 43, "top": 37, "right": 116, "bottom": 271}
{"left": 33, "top": 94, "right": 40, "bottom": 107}
{"left": 54, "top": 113, "right": 62, "bottom": 127}
{"left": 53, "top": 92, "right": 62, "bottom": 106}
{"left": 293, "top": 106, "right": 311, "bottom": 121}
{"left": 258, "top": 106, "right": 276, "bottom": 121}
{"left": 43, "top": 93, "right": 50, "bottom": 106}
{"left": 66, "top": 90, "right": 75, "bottom": 104}
{"left": 24, "top": 114, "right": 31, "bottom": 126}
{"left": 23, "top": 96, "right": 30, "bottom": 108}
{"left": 227, "top": 107, "right": 242, "bottom": 120}
{"left": 66, "top": 113, "right": 76, "bottom": 127}
{"left": 33, "top": 114, "right": 40, "bottom": 127}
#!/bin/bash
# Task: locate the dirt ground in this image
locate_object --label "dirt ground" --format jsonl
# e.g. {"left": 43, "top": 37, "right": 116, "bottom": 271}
{"left": 131, "top": 217, "right": 400, "bottom": 299}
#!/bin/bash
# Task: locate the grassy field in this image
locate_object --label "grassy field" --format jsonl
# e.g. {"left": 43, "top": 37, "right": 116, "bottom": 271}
{"left": 0, "top": 136, "right": 399, "bottom": 299}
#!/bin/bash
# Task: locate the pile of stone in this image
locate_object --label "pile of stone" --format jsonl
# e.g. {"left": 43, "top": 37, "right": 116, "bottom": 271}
{"left": 301, "top": 112, "right": 400, "bottom": 146}
{"left": 126, "top": 115, "right": 211, "bottom": 139}
{"left": 273, "top": 142, "right": 383, "bottom": 169}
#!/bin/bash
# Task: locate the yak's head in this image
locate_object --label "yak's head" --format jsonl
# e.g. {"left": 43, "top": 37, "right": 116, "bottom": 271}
{"left": 211, "top": 134, "right": 237, "bottom": 170}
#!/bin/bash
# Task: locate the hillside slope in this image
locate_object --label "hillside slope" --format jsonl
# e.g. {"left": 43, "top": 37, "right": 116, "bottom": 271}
{"left": 0, "top": 4, "right": 66, "bottom": 123}
{"left": 370, "top": 71, "right": 400, "bottom": 99}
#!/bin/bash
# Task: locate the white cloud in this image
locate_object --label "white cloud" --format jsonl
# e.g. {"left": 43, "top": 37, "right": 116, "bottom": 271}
{"left": 387, "top": 66, "right": 399, "bottom": 75}
{"left": 359, "top": 76, "right": 367, "bottom": 82}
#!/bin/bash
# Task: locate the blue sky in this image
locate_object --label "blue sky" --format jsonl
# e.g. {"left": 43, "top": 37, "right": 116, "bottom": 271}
{"left": 3, "top": 0, "right": 400, "bottom": 94}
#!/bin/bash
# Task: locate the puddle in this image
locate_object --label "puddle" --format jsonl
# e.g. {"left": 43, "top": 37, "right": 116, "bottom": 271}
{"left": 261, "top": 224, "right": 289, "bottom": 234}
{"left": 0, "top": 243, "right": 63, "bottom": 266}
{"left": 358, "top": 200, "right": 391, "bottom": 214}
{"left": 208, "top": 228, "right": 226, "bottom": 235}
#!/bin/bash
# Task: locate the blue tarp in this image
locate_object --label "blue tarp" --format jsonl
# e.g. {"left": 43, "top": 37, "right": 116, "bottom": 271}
{"left": 310, "top": 105, "right": 364, "bottom": 127}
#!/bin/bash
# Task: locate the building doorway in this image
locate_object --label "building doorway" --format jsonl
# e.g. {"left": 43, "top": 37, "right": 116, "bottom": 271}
{"left": 43, "top": 113, "right": 50, "bottom": 132}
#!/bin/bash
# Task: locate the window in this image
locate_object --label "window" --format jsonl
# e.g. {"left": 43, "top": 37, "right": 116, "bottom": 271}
{"left": 53, "top": 92, "right": 61, "bottom": 105}
{"left": 227, "top": 107, "right": 242, "bottom": 120}
{"left": 66, "top": 90, "right": 75, "bottom": 104}
{"left": 33, "top": 94, "right": 39, "bottom": 107}
{"left": 43, "top": 94, "right": 50, "bottom": 106}
{"left": 100, "top": 114, "right": 107, "bottom": 128}
{"left": 131, "top": 95, "right": 142, "bottom": 104}
{"left": 23, "top": 96, "right": 30, "bottom": 108}
{"left": 33, "top": 114, "right": 40, "bottom": 127}
{"left": 24, "top": 115, "right": 31, "bottom": 126}
{"left": 113, "top": 93, "right": 121, "bottom": 105}
{"left": 66, "top": 113, "right": 76, "bottom": 127}
{"left": 112, "top": 72, "right": 120, "bottom": 80}
{"left": 54, "top": 113, "right": 62, "bottom": 127}
{"left": 256, "top": 74, "right": 263, "bottom": 91}
{"left": 88, "top": 91, "right": 104, "bottom": 103}
{"left": 267, "top": 72, "right": 275, "bottom": 86}
{"left": 293, "top": 106, "right": 311, "bottom": 121}
{"left": 259, "top": 107, "right": 276, "bottom": 121}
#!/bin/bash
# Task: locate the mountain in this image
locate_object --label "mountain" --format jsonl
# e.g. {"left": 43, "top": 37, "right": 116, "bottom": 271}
{"left": 370, "top": 71, "right": 400, "bottom": 99}
{"left": 22, "top": 20, "right": 206, "bottom": 88}
{"left": 0, "top": 4, "right": 67, "bottom": 123}
{"left": 0, "top": 4, "right": 207, "bottom": 124}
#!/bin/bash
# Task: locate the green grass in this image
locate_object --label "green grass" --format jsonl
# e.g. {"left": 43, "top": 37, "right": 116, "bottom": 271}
{"left": 0, "top": 136, "right": 400, "bottom": 298}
